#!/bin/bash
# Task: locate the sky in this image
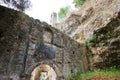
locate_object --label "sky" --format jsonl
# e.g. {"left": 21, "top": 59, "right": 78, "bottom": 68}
{"left": 25, "top": 0, "right": 75, "bottom": 23}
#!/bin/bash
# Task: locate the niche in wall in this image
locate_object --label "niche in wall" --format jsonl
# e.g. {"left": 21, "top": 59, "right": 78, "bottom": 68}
{"left": 43, "top": 29, "right": 53, "bottom": 43}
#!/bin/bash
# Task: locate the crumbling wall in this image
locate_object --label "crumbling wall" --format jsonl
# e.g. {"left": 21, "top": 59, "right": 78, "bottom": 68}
{"left": 0, "top": 5, "right": 88, "bottom": 80}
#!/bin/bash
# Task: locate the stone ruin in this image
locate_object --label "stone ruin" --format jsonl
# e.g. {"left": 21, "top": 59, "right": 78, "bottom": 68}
{"left": 0, "top": 6, "right": 88, "bottom": 80}
{"left": 50, "top": 12, "right": 57, "bottom": 27}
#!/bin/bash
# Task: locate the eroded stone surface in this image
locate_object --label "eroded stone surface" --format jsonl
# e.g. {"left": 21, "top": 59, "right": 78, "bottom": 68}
{"left": 55, "top": 0, "right": 120, "bottom": 70}
{"left": 56, "top": 0, "right": 120, "bottom": 43}
{"left": 89, "top": 13, "right": 120, "bottom": 69}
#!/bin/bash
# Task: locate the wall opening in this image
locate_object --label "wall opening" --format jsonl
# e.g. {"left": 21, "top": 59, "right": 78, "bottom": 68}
{"left": 30, "top": 64, "right": 57, "bottom": 80}
{"left": 43, "top": 29, "right": 53, "bottom": 43}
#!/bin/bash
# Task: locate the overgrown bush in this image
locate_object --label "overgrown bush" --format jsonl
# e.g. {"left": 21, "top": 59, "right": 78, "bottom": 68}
{"left": 58, "top": 7, "right": 69, "bottom": 19}
{"left": 73, "top": 0, "right": 86, "bottom": 7}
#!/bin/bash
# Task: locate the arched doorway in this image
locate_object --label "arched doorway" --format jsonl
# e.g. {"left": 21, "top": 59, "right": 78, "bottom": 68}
{"left": 30, "top": 64, "right": 57, "bottom": 80}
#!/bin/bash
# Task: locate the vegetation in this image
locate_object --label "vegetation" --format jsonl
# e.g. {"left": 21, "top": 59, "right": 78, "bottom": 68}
{"left": 58, "top": 6, "right": 69, "bottom": 19}
{"left": 83, "top": 34, "right": 97, "bottom": 57}
{"left": 88, "top": 34, "right": 96, "bottom": 43}
{"left": 1, "top": 0, "right": 31, "bottom": 11}
{"left": 58, "top": 0, "right": 86, "bottom": 19}
{"left": 73, "top": 0, "right": 86, "bottom": 7}
{"left": 65, "top": 66, "right": 120, "bottom": 80}
{"left": 83, "top": 34, "right": 96, "bottom": 47}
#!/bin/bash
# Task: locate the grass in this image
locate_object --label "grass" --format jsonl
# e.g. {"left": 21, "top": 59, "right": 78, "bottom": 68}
{"left": 65, "top": 67, "right": 120, "bottom": 80}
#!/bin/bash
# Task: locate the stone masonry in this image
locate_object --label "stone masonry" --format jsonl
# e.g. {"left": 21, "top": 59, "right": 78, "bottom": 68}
{"left": 0, "top": 6, "right": 88, "bottom": 80}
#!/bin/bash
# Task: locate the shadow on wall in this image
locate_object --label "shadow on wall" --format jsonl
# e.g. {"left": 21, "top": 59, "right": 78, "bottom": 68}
{"left": 30, "top": 64, "right": 57, "bottom": 80}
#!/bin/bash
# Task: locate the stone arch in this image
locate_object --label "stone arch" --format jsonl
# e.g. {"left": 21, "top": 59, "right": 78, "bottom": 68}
{"left": 26, "top": 61, "right": 60, "bottom": 80}
{"left": 30, "top": 64, "right": 57, "bottom": 80}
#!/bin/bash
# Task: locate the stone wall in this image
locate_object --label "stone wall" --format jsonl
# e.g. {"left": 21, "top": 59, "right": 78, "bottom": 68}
{"left": 0, "top": 6, "right": 88, "bottom": 80}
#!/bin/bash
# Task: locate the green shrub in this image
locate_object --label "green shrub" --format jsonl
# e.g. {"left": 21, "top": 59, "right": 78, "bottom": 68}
{"left": 73, "top": 0, "right": 86, "bottom": 7}
{"left": 83, "top": 34, "right": 96, "bottom": 48}
{"left": 83, "top": 42, "right": 89, "bottom": 47}
{"left": 88, "top": 34, "right": 96, "bottom": 43}
{"left": 58, "top": 7, "right": 69, "bottom": 19}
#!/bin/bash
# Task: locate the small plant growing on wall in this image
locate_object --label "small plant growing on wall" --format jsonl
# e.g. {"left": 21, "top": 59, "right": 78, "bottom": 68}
{"left": 83, "top": 34, "right": 97, "bottom": 57}
{"left": 83, "top": 34, "right": 97, "bottom": 47}
{"left": 88, "top": 34, "right": 96, "bottom": 43}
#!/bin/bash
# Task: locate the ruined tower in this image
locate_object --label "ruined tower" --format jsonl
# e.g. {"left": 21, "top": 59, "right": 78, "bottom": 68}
{"left": 50, "top": 12, "right": 57, "bottom": 27}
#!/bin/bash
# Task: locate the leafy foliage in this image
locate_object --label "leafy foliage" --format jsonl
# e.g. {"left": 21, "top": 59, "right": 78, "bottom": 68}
{"left": 1, "top": 0, "right": 31, "bottom": 11}
{"left": 83, "top": 34, "right": 96, "bottom": 48}
{"left": 58, "top": 7, "right": 69, "bottom": 19}
{"left": 88, "top": 34, "right": 96, "bottom": 43}
{"left": 73, "top": 0, "right": 86, "bottom": 7}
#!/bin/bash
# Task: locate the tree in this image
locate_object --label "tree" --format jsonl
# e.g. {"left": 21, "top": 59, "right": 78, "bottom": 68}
{"left": 58, "top": 6, "right": 69, "bottom": 19}
{"left": 1, "top": 0, "right": 31, "bottom": 11}
{"left": 73, "top": 0, "right": 86, "bottom": 7}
